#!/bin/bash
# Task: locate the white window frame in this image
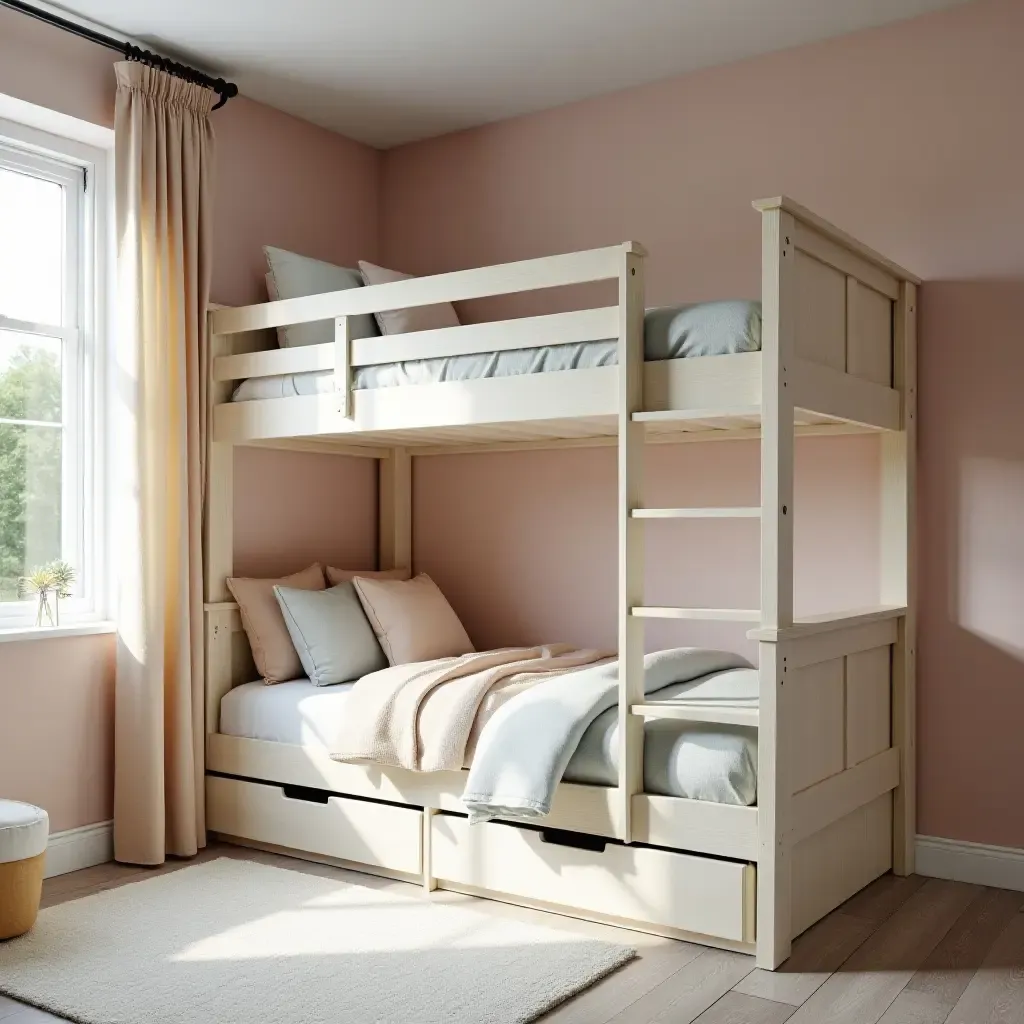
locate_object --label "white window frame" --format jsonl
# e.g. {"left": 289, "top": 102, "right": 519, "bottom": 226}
{"left": 0, "top": 116, "right": 109, "bottom": 629}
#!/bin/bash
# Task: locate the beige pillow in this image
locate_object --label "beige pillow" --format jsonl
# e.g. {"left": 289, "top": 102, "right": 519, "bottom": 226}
{"left": 358, "top": 260, "right": 461, "bottom": 336}
{"left": 226, "top": 563, "right": 325, "bottom": 684}
{"left": 325, "top": 566, "right": 411, "bottom": 586}
{"left": 352, "top": 573, "right": 474, "bottom": 666}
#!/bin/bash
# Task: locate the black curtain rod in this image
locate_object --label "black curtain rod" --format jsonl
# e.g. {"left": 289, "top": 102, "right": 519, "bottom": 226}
{"left": 0, "top": 0, "right": 238, "bottom": 109}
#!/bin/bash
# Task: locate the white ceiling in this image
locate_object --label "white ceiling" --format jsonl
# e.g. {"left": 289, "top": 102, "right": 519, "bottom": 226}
{"left": 53, "top": 0, "right": 965, "bottom": 148}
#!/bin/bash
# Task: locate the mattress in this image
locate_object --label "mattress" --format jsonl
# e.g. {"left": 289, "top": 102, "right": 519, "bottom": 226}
{"left": 232, "top": 299, "right": 761, "bottom": 402}
{"left": 219, "top": 668, "right": 759, "bottom": 805}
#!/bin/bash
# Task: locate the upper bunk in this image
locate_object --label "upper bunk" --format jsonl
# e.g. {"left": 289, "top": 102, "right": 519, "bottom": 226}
{"left": 208, "top": 197, "right": 921, "bottom": 454}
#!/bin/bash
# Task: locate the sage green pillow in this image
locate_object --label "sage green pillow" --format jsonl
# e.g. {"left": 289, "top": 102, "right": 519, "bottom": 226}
{"left": 264, "top": 246, "right": 380, "bottom": 348}
{"left": 273, "top": 582, "right": 387, "bottom": 686}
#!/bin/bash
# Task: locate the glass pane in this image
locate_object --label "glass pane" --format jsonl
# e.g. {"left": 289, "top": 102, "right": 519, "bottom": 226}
{"left": 0, "top": 332, "right": 62, "bottom": 423}
{"left": 0, "top": 166, "right": 64, "bottom": 326}
{"left": 0, "top": 422, "right": 62, "bottom": 605}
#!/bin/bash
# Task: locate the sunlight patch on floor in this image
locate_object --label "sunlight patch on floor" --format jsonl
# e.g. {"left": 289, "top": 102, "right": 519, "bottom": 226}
{"left": 170, "top": 887, "right": 592, "bottom": 962}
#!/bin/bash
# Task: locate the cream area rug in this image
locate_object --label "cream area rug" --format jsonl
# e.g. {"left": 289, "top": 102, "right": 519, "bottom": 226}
{"left": 0, "top": 858, "right": 635, "bottom": 1024}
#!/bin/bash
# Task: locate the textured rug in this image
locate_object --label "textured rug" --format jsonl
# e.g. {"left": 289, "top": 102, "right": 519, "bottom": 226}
{"left": 0, "top": 857, "right": 635, "bottom": 1024}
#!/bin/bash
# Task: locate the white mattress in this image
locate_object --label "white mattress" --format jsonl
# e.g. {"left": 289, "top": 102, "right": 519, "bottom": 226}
{"left": 220, "top": 672, "right": 758, "bottom": 806}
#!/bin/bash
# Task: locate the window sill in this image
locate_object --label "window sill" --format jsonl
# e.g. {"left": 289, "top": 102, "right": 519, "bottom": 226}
{"left": 0, "top": 621, "right": 116, "bottom": 644}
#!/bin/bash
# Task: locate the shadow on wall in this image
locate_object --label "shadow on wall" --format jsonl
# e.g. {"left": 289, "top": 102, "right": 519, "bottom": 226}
{"left": 918, "top": 280, "right": 1024, "bottom": 850}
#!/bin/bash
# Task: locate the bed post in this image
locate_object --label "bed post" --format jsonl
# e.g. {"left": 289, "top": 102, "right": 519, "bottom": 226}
{"left": 204, "top": 309, "right": 236, "bottom": 735}
{"left": 616, "top": 242, "right": 646, "bottom": 843}
{"left": 334, "top": 316, "right": 353, "bottom": 418}
{"left": 757, "top": 207, "right": 797, "bottom": 969}
{"left": 379, "top": 447, "right": 412, "bottom": 573}
{"left": 884, "top": 281, "right": 917, "bottom": 875}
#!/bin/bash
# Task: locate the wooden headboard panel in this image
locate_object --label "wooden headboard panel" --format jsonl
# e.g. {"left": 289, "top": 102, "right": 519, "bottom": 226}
{"left": 204, "top": 603, "right": 255, "bottom": 734}
{"left": 793, "top": 244, "right": 895, "bottom": 388}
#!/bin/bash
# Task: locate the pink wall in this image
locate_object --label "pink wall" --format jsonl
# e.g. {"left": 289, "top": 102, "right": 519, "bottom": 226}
{"left": 0, "top": 636, "right": 115, "bottom": 834}
{"left": 416, "top": 436, "right": 880, "bottom": 662}
{"left": 233, "top": 449, "right": 379, "bottom": 579}
{"left": 0, "top": 7, "right": 380, "bottom": 832}
{"left": 385, "top": 0, "right": 1024, "bottom": 849}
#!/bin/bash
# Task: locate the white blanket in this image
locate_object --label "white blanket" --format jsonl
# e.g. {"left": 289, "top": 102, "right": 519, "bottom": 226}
{"left": 462, "top": 647, "right": 751, "bottom": 822}
{"left": 330, "top": 645, "right": 613, "bottom": 773}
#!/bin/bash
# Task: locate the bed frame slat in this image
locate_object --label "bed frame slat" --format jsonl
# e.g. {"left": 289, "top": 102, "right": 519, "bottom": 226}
{"left": 212, "top": 244, "right": 639, "bottom": 335}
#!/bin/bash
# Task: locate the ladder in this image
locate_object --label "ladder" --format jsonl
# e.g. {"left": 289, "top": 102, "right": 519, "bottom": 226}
{"left": 615, "top": 212, "right": 794, "bottom": 847}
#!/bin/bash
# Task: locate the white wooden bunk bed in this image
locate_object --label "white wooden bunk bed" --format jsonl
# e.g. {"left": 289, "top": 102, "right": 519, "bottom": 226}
{"left": 203, "top": 197, "right": 919, "bottom": 970}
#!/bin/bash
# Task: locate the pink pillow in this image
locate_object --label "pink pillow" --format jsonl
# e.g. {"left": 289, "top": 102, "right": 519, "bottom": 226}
{"left": 226, "top": 563, "right": 325, "bottom": 684}
{"left": 358, "top": 260, "right": 460, "bottom": 336}
{"left": 325, "top": 566, "right": 411, "bottom": 586}
{"left": 352, "top": 574, "right": 474, "bottom": 666}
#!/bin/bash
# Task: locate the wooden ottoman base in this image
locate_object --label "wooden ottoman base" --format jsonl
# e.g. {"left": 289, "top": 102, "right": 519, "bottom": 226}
{"left": 0, "top": 852, "right": 45, "bottom": 939}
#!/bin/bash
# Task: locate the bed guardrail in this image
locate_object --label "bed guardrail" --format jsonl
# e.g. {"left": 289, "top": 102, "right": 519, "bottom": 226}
{"left": 210, "top": 243, "right": 643, "bottom": 420}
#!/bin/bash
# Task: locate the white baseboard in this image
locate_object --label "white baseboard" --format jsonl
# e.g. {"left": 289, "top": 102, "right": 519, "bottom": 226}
{"left": 916, "top": 835, "right": 1024, "bottom": 892}
{"left": 44, "top": 820, "right": 114, "bottom": 878}
{"left": 36, "top": 824, "right": 1024, "bottom": 890}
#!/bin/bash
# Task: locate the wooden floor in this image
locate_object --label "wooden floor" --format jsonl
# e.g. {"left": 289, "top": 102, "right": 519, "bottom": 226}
{"left": 2, "top": 842, "right": 1023, "bottom": 1024}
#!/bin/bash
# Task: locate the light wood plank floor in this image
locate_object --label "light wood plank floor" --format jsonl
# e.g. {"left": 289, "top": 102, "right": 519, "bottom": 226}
{"left": 1, "top": 842, "right": 1022, "bottom": 1024}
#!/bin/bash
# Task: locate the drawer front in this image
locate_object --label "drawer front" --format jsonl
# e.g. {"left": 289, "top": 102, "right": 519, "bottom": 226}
{"left": 431, "top": 815, "right": 753, "bottom": 942}
{"left": 207, "top": 776, "right": 422, "bottom": 875}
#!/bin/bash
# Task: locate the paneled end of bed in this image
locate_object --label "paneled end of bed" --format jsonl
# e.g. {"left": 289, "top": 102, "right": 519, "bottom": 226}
{"left": 755, "top": 196, "right": 917, "bottom": 433}
{"left": 753, "top": 607, "right": 905, "bottom": 954}
{"left": 204, "top": 601, "right": 252, "bottom": 734}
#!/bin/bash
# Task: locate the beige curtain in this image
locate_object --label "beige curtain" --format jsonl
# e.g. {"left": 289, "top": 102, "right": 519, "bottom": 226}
{"left": 112, "top": 62, "right": 215, "bottom": 865}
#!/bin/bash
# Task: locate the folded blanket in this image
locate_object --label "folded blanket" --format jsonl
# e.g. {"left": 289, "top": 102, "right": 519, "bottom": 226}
{"left": 330, "top": 645, "right": 613, "bottom": 772}
{"left": 462, "top": 647, "right": 751, "bottom": 822}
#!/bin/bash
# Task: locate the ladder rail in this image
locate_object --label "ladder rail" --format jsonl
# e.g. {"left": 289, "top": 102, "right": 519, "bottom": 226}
{"left": 616, "top": 245, "right": 646, "bottom": 844}
{"left": 755, "top": 205, "right": 798, "bottom": 968}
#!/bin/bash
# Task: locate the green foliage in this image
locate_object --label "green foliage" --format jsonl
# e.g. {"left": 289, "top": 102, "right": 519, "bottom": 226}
{"left": 49, "top": 559, "right": 76, "bottom": 598}
{"left": 18, "top": 560, "right": 75, "bottom": 598}
{"left": 0, "top": 344, "right": 62, "bottom": 602}
{"left": 18, "top": 559, "right": 75, "bottom": 626}
{"left": 17, "top": 565, "right": 56, "bottom": 598}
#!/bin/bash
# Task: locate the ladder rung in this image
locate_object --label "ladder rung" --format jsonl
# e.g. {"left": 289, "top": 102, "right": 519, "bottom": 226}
{"left": 631, "top": 702, "right": 759, "bottom": 727}
{"left": 632, "top": 507, "right": 761, "bottom": 519}
{"left": 632, "top": 406, "right": 760, "bottom": 424}
{"left": 632, "top": 607, "right": 761, "bottom": 622}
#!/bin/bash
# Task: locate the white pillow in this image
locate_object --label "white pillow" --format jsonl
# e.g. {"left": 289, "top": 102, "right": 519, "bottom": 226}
{"left": 264, "top": 246, "right": 380, "bottom": 348}
{"left": 358, "top": 260, "right": 460, "bottom": 336}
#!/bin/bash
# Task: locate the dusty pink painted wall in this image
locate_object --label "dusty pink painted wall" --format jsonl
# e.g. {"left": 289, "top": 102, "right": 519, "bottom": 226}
{"left": 0, "top": 7, "right": 380, "bottom": 831}
{"left": 385, "top": 0, "right": 1024, "bottom": 848}
{"left": 0, "top": 636, "right": 115, "bottom": 833}
{"left": 416, "top": 436, "right": 880, "bottom": 662}
{"left": 233, "top": 449, "right": 379, "bottom": 578}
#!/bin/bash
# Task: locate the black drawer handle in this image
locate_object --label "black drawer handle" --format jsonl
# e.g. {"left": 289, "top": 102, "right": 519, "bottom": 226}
{"left": 539, "top": 828, "right": 607, "bottom": 854}
{"left": 282, "top": 784, "right": 331, "bottom": 805}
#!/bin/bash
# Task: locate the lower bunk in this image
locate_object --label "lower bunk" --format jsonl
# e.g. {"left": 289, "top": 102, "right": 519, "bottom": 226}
{"left": 205, "top": 731, "right": 896, "bottom": 960}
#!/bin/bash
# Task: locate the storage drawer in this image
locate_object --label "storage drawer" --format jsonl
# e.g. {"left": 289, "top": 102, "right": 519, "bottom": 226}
{"left": 431, "top": 815, "right": 754, "bottom": 943}
{"left": 207, "top": 775, "right": 422, "bottom": 875}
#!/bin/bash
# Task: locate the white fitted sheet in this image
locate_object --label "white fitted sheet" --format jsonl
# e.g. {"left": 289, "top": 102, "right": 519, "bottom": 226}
{"left": 220, "top": 671, "right": 758, "bottom": 806}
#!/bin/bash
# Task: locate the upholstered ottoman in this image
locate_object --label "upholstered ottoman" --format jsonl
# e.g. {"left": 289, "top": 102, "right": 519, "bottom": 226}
{"left": 0, "top": 801, "right": 48, "bottom": 939}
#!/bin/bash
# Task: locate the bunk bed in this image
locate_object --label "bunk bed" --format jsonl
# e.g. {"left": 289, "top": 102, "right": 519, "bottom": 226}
{"left": 202, "top": 196, "right": 919, "bottom": 970}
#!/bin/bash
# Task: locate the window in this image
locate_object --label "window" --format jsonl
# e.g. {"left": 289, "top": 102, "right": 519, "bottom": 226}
{"left": 0, "top": 120, "right": 107, "bottom": 628}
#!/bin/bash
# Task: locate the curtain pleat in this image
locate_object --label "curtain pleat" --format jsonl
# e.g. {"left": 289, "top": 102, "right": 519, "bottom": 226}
{"left": 112, "top": 62, "right": 215, "bottom": 865}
